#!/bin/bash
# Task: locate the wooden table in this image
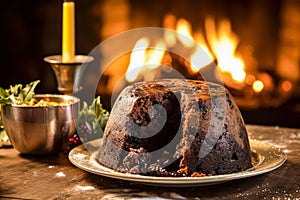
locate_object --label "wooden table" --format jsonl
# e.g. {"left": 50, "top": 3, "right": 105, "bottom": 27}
{"left": 1, "top": 125, "right": 299, "bottom": 199}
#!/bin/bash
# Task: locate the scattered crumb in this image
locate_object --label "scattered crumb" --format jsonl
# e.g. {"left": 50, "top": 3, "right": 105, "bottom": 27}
{"left": 74, "top": 185, "right": 95, "bottom": 191}
{"left": 56, "top": 172, "right": 66, "bottom": 177}
{"left": 73, "top": 153, "right": 87, "bottom": 159}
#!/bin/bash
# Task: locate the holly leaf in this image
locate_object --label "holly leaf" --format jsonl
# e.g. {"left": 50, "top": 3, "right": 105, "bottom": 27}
{"left": 0, "top": 80, "right": 40, "bottom": 144}
{"left": 76, "top": 96, "right": 109, "bottom": 142}
{"left": 0, "top": 80, "right": 40, "bottom": 105}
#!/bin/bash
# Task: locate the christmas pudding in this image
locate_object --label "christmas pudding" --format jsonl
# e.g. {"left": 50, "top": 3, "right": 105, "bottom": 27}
{"left": 97, "top": 79, "right": 252, "bottom": 177}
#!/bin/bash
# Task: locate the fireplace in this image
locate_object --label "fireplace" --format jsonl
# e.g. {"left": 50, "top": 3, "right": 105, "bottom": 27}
{"left": 93, "top": 0, "right": 300, "bottom": 128}
{"left": 1, "top": 0, "right": 300, "bottom": 127}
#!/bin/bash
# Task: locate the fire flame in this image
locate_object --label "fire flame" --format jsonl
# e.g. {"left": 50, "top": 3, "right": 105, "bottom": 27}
{"left": 205, "top": 18, "right": 246, "bottom": 83}
{"left": 190, "top": 29, "right": 214, "bottom": 72}
{"left": 175, "top": 18, "right": 194, "bottom": 48}
{"left": 163, "top": 13, "right": 177, "bottom": 47}
{"left": 171, "top": 17, "right": 247, "bottom": 83}
{"left": 126, "top": 15, "right": 256, "bottom": 89}
{"left": 125, "top": 37, "right": 166, "bottom": 82}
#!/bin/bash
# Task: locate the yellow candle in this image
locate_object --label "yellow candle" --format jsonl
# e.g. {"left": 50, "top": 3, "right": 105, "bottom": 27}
{"left": 62, "top": 0, "right": 75, "bottom": 62}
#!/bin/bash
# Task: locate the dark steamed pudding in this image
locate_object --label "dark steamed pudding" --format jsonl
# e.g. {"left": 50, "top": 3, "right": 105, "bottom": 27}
{"left": 97, "top": 79, "right": 252, "bottom": 177}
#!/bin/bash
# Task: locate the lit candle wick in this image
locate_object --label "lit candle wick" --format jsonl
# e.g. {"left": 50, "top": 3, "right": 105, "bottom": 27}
{"left": 62, "top": 0, "right": 75, "bottom": 63}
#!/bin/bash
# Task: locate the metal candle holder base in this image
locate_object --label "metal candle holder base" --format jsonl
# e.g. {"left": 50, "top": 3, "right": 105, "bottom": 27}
{"left": 44, "top": 55, "right": 94, "bottom": 95}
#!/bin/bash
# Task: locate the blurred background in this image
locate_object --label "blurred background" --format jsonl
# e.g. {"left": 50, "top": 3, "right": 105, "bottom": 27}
{"left": 0, "top": 0, "right": 299, "bottom": 128}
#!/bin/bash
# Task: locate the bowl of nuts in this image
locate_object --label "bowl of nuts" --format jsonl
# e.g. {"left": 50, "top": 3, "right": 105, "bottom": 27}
{"left": 0, "top": 81, "right": 80, "bottom": 155}
{"left": 1, "top": 94, "right": 80, "bottom": 155}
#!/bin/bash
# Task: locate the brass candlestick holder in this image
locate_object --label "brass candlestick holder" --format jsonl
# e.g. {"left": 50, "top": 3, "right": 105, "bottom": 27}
{"left": 44, "top": 55, "right": 94, "bottom": 95}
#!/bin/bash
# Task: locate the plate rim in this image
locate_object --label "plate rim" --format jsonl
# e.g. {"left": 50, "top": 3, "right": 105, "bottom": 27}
{"left": 68, "top": 139, "right": 287, "bottom": 187}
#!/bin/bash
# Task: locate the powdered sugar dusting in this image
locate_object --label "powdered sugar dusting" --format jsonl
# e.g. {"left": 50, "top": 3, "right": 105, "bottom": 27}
{"left": 73, "top": 153, "right": 87, "bottom": 160}
{"left": 74, "top": 185, "right": 95, "bottom": 191}
{"left": 56, "top": 172, "right": 66, "bottom": 177}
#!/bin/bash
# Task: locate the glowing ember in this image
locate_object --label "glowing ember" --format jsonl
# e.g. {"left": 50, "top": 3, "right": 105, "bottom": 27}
{"left": 281, "top": 80, "right": 293, "bottom": 92}
{"left": 245, "top": 74, "right": 256, "bottom": 85}
{"left": 253, "top": 80, "right": 264, "bottom": 93}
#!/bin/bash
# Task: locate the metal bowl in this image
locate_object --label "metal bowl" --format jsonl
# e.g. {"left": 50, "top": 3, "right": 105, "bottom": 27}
{"left": 1, "top": 94, "right": 80, "bottom": 155}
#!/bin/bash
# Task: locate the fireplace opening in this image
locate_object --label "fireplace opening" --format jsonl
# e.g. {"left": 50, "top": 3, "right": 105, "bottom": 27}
{"left": 1, "top": 0, "right": 299, "bottom": 128}
{"left": 96, "top": 0, "right": 300, "bottom": 128}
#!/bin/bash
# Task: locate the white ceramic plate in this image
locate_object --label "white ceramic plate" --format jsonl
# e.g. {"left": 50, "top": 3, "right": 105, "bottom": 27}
{"left": 68, "top": 139, "right": 286, "bottom": 187}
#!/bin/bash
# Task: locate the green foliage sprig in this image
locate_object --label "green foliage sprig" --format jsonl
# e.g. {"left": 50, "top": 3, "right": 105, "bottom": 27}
{"left": 0, "top": 80, "right": 40, "bottom": 142}
{"left": 0, "top": 80, "right": 40, "bottom": 105}
{"left": 76, "top": 96, "right": 109, "bottom": 140}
